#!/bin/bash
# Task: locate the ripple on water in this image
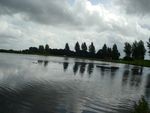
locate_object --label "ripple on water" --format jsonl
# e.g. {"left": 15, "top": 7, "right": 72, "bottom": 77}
{"left": 0, "top": 53, "right": 149, "bottom": 113}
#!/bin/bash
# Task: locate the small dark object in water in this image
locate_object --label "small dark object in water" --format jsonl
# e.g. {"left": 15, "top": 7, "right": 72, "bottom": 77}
{"left": 32, "top": 61, "right": 37, "bottom": 64}
{"left": 96, "top": 65, "right": 119, "bottom": 70}
{"left": 131, "top": 67, "right": 143, "bottom": 75}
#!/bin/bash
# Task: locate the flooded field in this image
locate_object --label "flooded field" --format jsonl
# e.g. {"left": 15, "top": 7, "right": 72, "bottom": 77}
{"left": 0, "top": 53, "right": 149, "bottom": 113}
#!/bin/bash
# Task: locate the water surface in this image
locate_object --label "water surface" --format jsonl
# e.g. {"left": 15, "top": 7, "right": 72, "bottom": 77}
{"left": 0, "top": 53, "right": 150, "bottom": 113}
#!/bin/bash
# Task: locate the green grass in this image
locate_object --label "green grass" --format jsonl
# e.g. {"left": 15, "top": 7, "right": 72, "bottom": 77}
{"left": 132, "top": 97, "right": 150, "bottom": 113}
{"left": 115, "top": 60, "right": 150, "bottom": 67}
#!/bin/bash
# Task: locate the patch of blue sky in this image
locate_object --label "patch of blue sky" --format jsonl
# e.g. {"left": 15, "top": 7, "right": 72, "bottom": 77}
{"left": 68, "top": 0, "right": 75, "bottom": 6}
{"left": 68, "top": 0, "right": 111, "bottom": 7}
{"left": 89, "top": 0, "right": 111, "bottom": 5}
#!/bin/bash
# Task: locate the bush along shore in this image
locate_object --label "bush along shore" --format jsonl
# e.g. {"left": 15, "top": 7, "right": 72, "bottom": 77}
{"left": 132, "top": 96, "right": 150, "bottom": 113}
{"left": 0, "top": 38, "right": 150, "bottom": 67}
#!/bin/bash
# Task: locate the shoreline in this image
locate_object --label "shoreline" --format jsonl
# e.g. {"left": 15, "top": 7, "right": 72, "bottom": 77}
{"left": 0, "top": 51, "right": 150, "bottom": 67}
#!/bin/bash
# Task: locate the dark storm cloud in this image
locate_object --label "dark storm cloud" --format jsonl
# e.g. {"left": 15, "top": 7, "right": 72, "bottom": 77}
{"left": 0, "top": 0, "right": 77, "bottom": 25}
{"left": 114, "top": 0, "right": 150, "bottom": 15}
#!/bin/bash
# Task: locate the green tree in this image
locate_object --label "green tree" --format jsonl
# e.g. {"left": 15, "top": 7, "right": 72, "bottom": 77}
{"left": 124, "top": 42, "right": 132, "bottom": 58}
{"left": 29, "top": 47, "right": 38, "bottom": 54}
{"left": 138, "top": 40, "right": 146, "bottom": 60}
{"left": 39, "top": 45, "right": 44, "bottom": 52}
{"left": 147, "top": 37, "right": 150, "bottom": 56}
{"left": 45, "top": 44, "right": 49, "bottom": 52}
{"left": 75, "top": 42, "right": 80, "bottom": 53}
{"left": 132, "top": 41, "right": 138, "bottom": 59}
{"left": 81, "top": 42, "right": 87, "bottom": 52}
{"left": 89, "top": 42, "right": 95, "bottom": 54}
{"left": 101, "top": 44, "right": 108, "bottom": 59}
{"left": 132, "top": 40, "right": 146, "bottom": 60}
{"left": 112, "top": 44, "right": 120, "bottom": 60}
{"left": 107, "top": 47, "right": 112, "bottom": 58}
{"left": 65, "top": 43, "right": 70, "bottom": 51}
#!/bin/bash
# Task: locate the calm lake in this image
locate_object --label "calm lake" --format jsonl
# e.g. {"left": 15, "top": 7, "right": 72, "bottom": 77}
{"left": 0, "top": 53, "right": 150, "bottom": 113}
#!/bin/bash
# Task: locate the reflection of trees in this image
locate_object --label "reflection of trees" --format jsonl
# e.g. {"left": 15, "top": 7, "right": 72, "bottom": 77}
{"left": 87, "top": 63, "right": 94, "bottom": 78}
{"left": 73, "top": 62, "right": 94, "bottom": 77}
{"left": 63, "top": 62, "right": 69, "bottom": 72}
{"left": 122, "top": 64, "right": 130, "bottom": 86}
{"left": 145, "top": 74, "right": 150, "bottom": 99}
{"left": 73, "top": 62, "right": 80, "bottom": 75}
{"left": 100, "top": 67, "right": 105, "bottom": 76}
{"left": 122, "top": 70, "right": 130, "bottom": 86}
{"left": 121, "top": 66, "right": 143, "bottom": 88}
{"left": 79, "top": 62, "right": 87, "bottom": 76}
{"left": 44, "top": 60, "right": 49, "bottom": 67}
{"left": 110, "top": 67, "right": 119, "bottom": 77}
{"left": 129, "top": 66, "right": 142, "bottom": 87}
{"left": 124, "top": 64, "right": 130, "bottom": 69}
{"left": 37, "top": 60, "right": 49, "bottom": 67}
{"left": 97, "top": 66, "right": 119, "bottom": 77}
{"left": 131, "top": 66, "right": 143, "bottom": 75}
{"left": 38, "top": 60, "right": 43, "bottom": 64}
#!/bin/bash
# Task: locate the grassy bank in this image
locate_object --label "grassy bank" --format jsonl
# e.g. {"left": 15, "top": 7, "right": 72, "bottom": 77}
{"left": 80, "top": 58, "right": 150, "bottom": 67}
{"left": 115, "top": 59, "right": 150, "bottom": 67}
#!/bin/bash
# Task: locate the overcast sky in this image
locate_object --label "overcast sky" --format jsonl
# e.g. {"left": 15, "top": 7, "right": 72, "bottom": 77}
{"left": 0, "top": 0, "right": 150, "bottom": 55}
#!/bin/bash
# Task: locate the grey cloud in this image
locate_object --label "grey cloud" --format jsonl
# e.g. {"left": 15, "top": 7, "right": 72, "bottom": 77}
{"left": 0, "top": 0, "right": 107, "bottom": 29}
{"left": 0, "top": 0, "right": 149, "bottom": 56}
{"left": 0, "top": 34, "right": 17, "bottom": 40}
{"left": 0, "top": 35, "right": 20, "bottom": 49}
{"left": 140, "top": 24, "right": 150, "bottom": 31}
{"left": 114, "top": 0, "right": 150, "bottom": 15}
{"left": 0, "top": 0, "right": 77, "bottom": 25}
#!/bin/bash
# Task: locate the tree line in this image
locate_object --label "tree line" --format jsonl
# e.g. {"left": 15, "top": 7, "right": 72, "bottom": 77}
{"left": 0, "top": 38, "right": 150, "bottom": 61}
{"left": 21, "top": 42, "right": 121, "bottom": 60}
